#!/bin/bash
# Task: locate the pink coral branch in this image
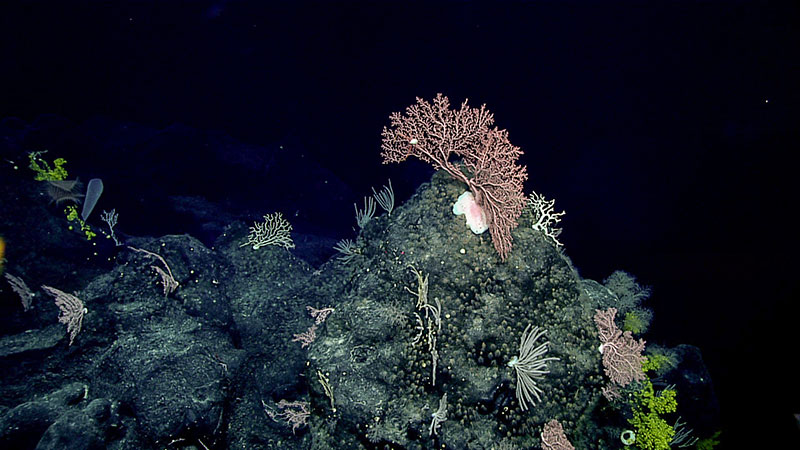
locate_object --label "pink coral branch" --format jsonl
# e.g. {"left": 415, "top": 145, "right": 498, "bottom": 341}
{"left": 541, "top": 419, "right": 575, "bottom": 450}
{"left": 594, "top": 308, "right": 647, "bottom": 387}
{"left": 381, "top": 94, "right": 527, "bottom": 260}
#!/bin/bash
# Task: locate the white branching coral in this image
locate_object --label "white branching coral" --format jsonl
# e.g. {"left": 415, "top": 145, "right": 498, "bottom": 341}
{"left": 241, "top": 212, "right": 295, "bottom": 250}
{"left": 528, "top": 191, "right": 566, "bottom": 247}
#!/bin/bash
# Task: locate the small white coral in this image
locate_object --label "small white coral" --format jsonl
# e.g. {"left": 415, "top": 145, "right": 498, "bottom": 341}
{"left": 528, "top": 191, "right": 565, "bottom": 247}
{"left": 241, "top": 212, "right": 295, "bottom": 250}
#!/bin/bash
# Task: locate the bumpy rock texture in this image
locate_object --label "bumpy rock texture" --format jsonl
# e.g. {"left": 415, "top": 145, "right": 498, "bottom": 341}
{"left": 0, "top": 165, "right": 717, "bottom": 449}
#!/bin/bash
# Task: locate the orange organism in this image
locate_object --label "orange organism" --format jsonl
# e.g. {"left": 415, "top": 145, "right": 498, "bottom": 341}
{"left": 0, "top": 236, "right": 5, "bottom": 272}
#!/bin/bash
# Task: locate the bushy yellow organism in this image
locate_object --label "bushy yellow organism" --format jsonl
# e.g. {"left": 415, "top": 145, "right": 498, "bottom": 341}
{"left": 626, "top": 378, "right": 677, "bottom": 450}
{"left": 623, "top": 311, "right": 647, "bottom": 334}
{"left": 641, "top": 354, "right": 671, "bottom": 373}
{"left": 28, "top": 152, "right": 96, "bottom": 241}
{"left": 28, "top": 151, "right": 68, "bottom": 181}
{"left": 65, "top": 205, "right": 96, "bottom": 240}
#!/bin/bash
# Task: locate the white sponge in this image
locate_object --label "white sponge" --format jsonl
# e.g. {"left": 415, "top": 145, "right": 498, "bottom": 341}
{"left": 452, "top": 191, "right": 489, "bottom": 234}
